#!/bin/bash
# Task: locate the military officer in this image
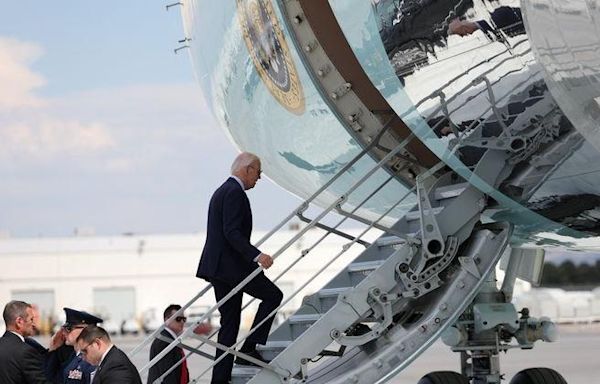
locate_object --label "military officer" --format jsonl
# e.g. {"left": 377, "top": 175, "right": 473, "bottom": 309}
{"left": 47, "top": 308, "right": 103, "bottom": 384}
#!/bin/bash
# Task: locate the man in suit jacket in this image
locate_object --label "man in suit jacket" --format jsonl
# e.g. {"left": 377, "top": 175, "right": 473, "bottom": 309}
{"left": 196, "top": 152, "right": 283, "bottom": 384}
{"left": 147, "top": 304, "right": 190, "bottom": 384}
{"left": 0, "top": 300, "right": 53, "bottom": 384}
{"left": 77, "top": 326, "right": 141, "bottom": 384}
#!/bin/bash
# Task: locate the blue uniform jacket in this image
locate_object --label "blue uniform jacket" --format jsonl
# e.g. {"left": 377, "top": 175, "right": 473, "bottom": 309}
{"left": 63, "top": 352, "right": 95, "bottom": 384}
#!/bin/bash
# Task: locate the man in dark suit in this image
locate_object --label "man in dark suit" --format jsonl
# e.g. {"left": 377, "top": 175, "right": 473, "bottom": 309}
{"left": 77, "top": 325, "right": 141, "bottom": 384}
{"left": 0, "top": 300, "right": 53, "bottom": 383}
{"left": 197, "top": 152, "right": 283, "bottom": 384}
{"left": 147, "top": 304, "right": 190, "bottom": 384}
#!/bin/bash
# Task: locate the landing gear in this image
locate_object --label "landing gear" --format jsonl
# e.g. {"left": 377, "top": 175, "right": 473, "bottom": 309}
{"left": 418, "top": 371, "right": 469, "bottom": 384}
{"left": 509, "top": 368, "right": 567, "bottom": 384}
{"left": 431, "top": 247, "right": 568, "bottom": 384}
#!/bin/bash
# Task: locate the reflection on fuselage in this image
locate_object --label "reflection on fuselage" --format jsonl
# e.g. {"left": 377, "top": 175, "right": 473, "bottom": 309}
{"left": 184, "top": 0, "right": 600, "bottom": 243}
{"left": 372, "top": 0, "right": 600, "bottom": 236}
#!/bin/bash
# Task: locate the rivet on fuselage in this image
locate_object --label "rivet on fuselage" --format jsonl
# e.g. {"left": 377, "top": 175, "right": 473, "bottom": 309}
{"left": 304, "top": 41, "right": 317, "bottom": 52}
{"left": 317, "top": 65, "right": 330, "bottom": 77}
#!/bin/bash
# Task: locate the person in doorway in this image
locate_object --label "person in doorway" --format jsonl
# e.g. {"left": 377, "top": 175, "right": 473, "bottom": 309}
{"left": 196, "top": 152, "right": 283, "bottom": 384}
{"left": 77, "top": 325, "right": 141, "bottom": 384}
{"left": 448, "top": 6, "right": 524, "bottom": 38}
{"left": 0, "top": 300, "right": 53, "bottom": 383}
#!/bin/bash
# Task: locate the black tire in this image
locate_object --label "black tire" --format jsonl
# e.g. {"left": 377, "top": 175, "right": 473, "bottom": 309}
{"left": 418, "top": 371, "right": 469, "bottom": 384}
{"left": 510, "top": 368, "right": 567, "bottom": 384}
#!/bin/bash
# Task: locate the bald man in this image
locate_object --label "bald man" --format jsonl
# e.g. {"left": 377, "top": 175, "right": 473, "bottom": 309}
{"left": 196, "top": 152, "right": 283, "bottom": 384}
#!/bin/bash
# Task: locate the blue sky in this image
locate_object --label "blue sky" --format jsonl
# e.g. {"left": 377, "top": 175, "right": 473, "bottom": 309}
{"left": 0, "top": 1, "right": 298, "bottom": 237}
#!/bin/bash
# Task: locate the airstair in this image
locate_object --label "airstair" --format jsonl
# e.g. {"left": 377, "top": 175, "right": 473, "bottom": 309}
{"left": 132, "top": 143, "right": 512, "bottom": 383}
{"left": 131, "top": 23, "right": 570, "bottom": 384}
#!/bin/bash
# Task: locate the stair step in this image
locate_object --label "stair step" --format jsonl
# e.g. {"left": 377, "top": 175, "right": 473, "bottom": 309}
{"left": 317, "top": 287, "right": 350, "bottom": 312}
{"left": 256, "top": 340, "right": 291, "bottom": 361}
{"left": 404, "top": 206, "right": 444, "bottom": 222}
{"left": 246, "top": 236, "right": 414, "bottom": 384}
{"left": 434, "top": 182, "right": 468, "bottom": 201}
{"left": 288, "top": 314, "right": 321, "bottom": 340}
{"left": 347, "top": 260, "right": 385, "bottom": 272}
{"left": 288, "top": 313, "right": 322, "bottom": 323}
{"left": 375, "top": 236, "right": 406, "bottom": 247}
{"left": 347, "top": 260, "right": 385, "bottom": 285}
{"left": 231, "top": 366, "right": 259, "bottom": 384}
{"left": 318, "top": 287, "right": 349, "bottom": 297}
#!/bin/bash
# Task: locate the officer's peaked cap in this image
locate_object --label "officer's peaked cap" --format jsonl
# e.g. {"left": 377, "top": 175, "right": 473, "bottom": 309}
{"left": 63, "top": 307, "right": 103, "bottom": 326}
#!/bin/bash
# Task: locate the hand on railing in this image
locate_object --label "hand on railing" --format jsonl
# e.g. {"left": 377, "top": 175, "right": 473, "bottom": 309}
{"left": 257, "top": 253, "right": 274, "bottom": 269}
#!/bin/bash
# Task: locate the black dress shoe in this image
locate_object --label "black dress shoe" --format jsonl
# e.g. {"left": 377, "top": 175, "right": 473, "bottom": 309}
{"left": 235, "top": 349, "right": 271, "bottom": 367}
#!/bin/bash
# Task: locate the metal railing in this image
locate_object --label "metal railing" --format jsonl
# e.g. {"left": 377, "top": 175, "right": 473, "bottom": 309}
{"left": 135, "top": 116, "right": 426, "bottom": 380}
{"left": 137, "top": 37, "right": 545, "bottom": 383}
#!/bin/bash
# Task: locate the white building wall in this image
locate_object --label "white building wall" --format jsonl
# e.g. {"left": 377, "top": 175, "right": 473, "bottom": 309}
{"left": 0, "top": 228, "right": 373, "bottom": 333}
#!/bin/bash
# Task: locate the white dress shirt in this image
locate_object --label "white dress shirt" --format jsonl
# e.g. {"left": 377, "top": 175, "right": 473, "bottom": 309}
{"left": 230, "top": 175, "right": 245, "bottom": 191}
{"left": 165, "top": 327, "right": 178, "bottom": 340}
{"left": 91, "top": 344, "right": 114, "bottom": 383}
{"left": 9, "top": 331, "right": 25, "bottom": 342}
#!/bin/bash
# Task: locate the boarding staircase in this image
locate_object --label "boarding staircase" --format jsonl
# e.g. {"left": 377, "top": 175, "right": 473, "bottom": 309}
{"left": 130, "top": 32, "right": 572, "bottom": 384}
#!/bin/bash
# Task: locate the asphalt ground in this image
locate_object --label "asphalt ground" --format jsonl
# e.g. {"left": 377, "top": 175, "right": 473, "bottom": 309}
{"left": 38, "top": 324, "right": 600, "bottom": 383}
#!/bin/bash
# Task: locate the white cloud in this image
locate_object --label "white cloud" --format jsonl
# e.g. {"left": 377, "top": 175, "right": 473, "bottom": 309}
{"left": 0, "top": 37, "right": 119, "bottom": 161}
{"left": 42, "top": 82, "right": 225, "bottom": 167}
{"left": 0, "top": 36, "right": 218, "bottom": 168}
{"left": 0, "top": 118, "right": 115, "bottom": 159}
{"left": 0, "top": 37, "right": 47, "bottom": 109}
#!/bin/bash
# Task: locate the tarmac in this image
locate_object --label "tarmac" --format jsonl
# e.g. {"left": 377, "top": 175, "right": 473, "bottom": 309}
{"left": 41, "top": 323, "right": 600, "bottom": 383}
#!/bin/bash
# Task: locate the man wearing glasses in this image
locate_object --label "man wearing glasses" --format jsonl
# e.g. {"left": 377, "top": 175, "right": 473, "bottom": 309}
{"left": 147, "top": 304, "right": 190, "bottom": 384}
{"left": 196, "top": 152, "right": 283, "bottom": 384}
{"left": 76, "top": 325, "right": 141, "bottom": 384}
{"left": 46, "top": 307, "right": 103, "bottom": 384}
{"left": 0, "top": 300, "right": 53, "bottom": 383}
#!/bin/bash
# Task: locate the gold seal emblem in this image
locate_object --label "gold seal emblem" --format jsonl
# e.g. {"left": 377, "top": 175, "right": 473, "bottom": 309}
{"left": 237, "top": 0, "right": 305, "bottom": 115}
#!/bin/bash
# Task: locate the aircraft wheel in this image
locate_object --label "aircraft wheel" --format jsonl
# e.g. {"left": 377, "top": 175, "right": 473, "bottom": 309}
{"left": 417, "top": 371, "right": 469, "bottom": 384}
{"left": 510, "top": 368, "right": 567, "bottom": 384}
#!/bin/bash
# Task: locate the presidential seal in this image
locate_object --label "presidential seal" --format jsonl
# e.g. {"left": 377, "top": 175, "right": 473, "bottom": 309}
{"left": 237, "top": 0, "right": 305, "bottom": 115}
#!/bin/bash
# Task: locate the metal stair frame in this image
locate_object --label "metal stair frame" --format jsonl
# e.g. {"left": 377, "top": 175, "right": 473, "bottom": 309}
{"left": 244, "top": 151, "right": 512, "bottom": 383}
{"left": 137, "top": 6, "right": 561, "bottom": 381}
{"left": 139, "top": 67, "right": 533, "bottom": 382}
{"left": 192, "top": 163, "right": 440, "bottom": 382}
{"left": 136, "top": 118, "right": 438, "bottom": 381}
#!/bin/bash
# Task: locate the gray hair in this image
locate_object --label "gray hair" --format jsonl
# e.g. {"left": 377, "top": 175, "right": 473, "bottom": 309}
{"left": 3, "top": 300, "right": 31, "bottom": 326}
{"left": 231, "top": 152, "right": 260, "bottom": 174}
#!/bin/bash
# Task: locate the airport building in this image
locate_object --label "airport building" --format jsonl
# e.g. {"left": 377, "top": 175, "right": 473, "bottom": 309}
{"left": 0, "top": 228, "right": 369, "bottom": 334}
{"left": 2, "top": 229, "right": 599, "bottom": 336}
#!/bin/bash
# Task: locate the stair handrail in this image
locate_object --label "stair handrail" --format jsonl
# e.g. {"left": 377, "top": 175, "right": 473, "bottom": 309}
{"left": 129, "top": 117, "right": 395, "bottom": 358}
{"left": 154, "top": 63, "right": 537, "bottom": 377}
{"left": 406, "top": 40, "right": 532, "bottom": 113}
{"left": 138, "top": 40, "right": 538, "bottom": 378}
{"left": 189, "top": 159, "right": 448, "bottom": 382}
{"left": 149, "top": 63, "right": 530, "bottom": 380}
{"left": 138, "top": 119, "right": 422, "bottom": 374}
{"left": 154, "top": 174, "right": 400, "bottom": 382}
